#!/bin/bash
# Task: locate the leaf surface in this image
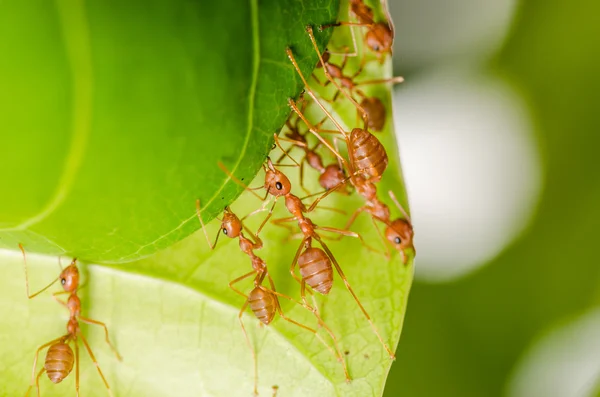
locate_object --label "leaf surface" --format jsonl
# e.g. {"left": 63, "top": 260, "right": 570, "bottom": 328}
{"left": 0, "top": 1, "right": 413, "bottom": 396}
{"left": 0, "top": 0, "right": 337, "bottom": 262}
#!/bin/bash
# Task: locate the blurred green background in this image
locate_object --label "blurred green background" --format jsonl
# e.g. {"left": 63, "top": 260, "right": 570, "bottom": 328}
{"left": 383, "top": 0, "right": 600, "bottom": 396}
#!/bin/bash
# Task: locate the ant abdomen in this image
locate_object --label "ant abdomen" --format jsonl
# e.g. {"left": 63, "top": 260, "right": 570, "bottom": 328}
{"left": 248, "top": 287, "right": 277, "bottom": 325}
{"left": 360, "top": 96, "right": 386, "bottom": 132}
{"left": 319, "top": 165, "right": 346, "bottom": 191}
{"left": 45, "top": 342, "right": 74, "bottom": 384}
{"left": 298, "top": 247, "right": 334, "bottom": 295}
{"left": 350, "top": 128, "right": 388, "bottom": 182}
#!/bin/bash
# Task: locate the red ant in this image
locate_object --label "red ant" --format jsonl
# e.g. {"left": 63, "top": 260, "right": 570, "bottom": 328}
{"left": 320, "top": 0, "right": 395, "bottom": 62}
{"left": 195, "top": 202, "right": 350, "bottom": 394}
{"left": 219, "top": 158, "right": 395, "bottom": 359}
{"left": 313, "top": 47, "right": 403, "bottom": 132}
{"left": 287, "top": 47, "right": 414, "bottom": 263}
{"left": 275, "top": 108, "right": 351, "bottom": 196}
{"left": 19, "top": 244, "right": 121, "bottom": 397}
{"left": 287, "top": 46, "right": 389, "bottom": 184}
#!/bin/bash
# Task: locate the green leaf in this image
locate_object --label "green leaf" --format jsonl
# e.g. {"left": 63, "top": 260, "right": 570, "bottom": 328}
{"left": 0, "top": 0, "right": 337, "bottom": 262}
{"left": 0, "top": 0, "right": 413, "bottom": 396}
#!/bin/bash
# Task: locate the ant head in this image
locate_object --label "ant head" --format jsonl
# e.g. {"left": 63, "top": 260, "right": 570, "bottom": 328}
{"left": 385, "top": 218, "right": 414, "bottom": 253}
{"left": 365, "top": 23, "right": 393, "bottom": 55}
{"left": 67, "top": 294, "right": 81, "bottom": 317}
{"left": 220, "top": 210, "right": 242, "bottom": 238}
{"left": 60, "top": 260, "right": 79, "bottom": 292}
{"left": 264, "top": 159, "right": 291, "bottom": 196}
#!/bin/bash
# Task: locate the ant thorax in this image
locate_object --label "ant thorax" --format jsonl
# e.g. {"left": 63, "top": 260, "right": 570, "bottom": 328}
{"left": 355, "top": 178, "right": 378, "bottom": 200}
{"left": 285, "top": 194, "right": 307, "bottom": 216}
{"left": 239, "top": 235, "right": 255, "bottom": 254}
{"left": 67, "top": 294, "right": 81, "bottom": 318}
{"left": 370, "top": 200, "right": 390, "bottom": 222}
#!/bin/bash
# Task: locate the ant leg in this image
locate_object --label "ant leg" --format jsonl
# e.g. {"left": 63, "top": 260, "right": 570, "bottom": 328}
{"left": 380, "top": 0, "right": 395, "bottom": 39}
{"left": 298, "top": 156, "right": 313, "bottom": 196}
{"left": 229, "top": 271, "right": 257, "bottom": 299}
{"left": 78, "top": 317, "right": 122, "bottom": 361}
{"left": 305, "top": 26, "right": 369, "bottom": 126}
{"left": 316, "top": 226, "right": 383, "bottom": 255}
{"left": 27, "top": 367, "right": 45, "bottom": 397}
{"left": 19, "top": 244, "right": 60, "bottom": 300}
{"left": 195, "top": 200, "right": 221, "bottom": 250}
{"left": 273, "top": 133, "right": 300, "bottom": 166}
{"left": 305, "top": 176, "right": 354, "bottom": 213}
{"left": 241, "top": 225, "right": 264, "bottom": 250}
{"left": 316, "top": 237, "right": 396, "bottom": 359}
{"left": 267, "top": 278, "right": 351, "bottom": 381}
{"left": 327, "top": 26, "right": 359, "bottom": 57}
{"left": 370, "top": 217, "right": 391, "bottom": 260}
{"left": 351, "top": 54, "right": 368, "bottom": 80}
{"left": 275, "top": 135, "right": 309, "bottom": 149}
{"left": 319, "top": 21, "right": 373, "bottom": 30}
{"left": 287, "top": 96, "right": 349, "bottom": 169}
{"left": 79, "top": 332, "right": 114, "bottom": 397}
{"left": 285, "top": 48, "right": 350, "bottom": 138}
{"left": 240, "top": 199, "right": 272, "bottom": 226}
{"left": 270, "top": 216, "right": 297, "bottom": 234}
{"left": 238, "top": 300, "right": 258, "bottom": 396}
{"left": 290, "top": 239, "right": 308, "bottom": 286}
{"left": 355, "top": 75, "right": 405, "bottom": 87}
{"left": 388, "top": 190, "right": 411, "bottom": 223}
{"left": 51, "top": 291, "right": 70, "bottom": 308}
{"left": 217, "top": 161, "right": 266, "bottom": 201}
{"left": 75, "top": 341, "right": 80, "bottom": 397}
{"left": 311, "top": 73, "right": 332, "bottom": 88}
{"left": 27, "top": 337, "right": 62, "bottom": 392}
{"left": 254, "top": 199, "right": 279, "bottom": 237}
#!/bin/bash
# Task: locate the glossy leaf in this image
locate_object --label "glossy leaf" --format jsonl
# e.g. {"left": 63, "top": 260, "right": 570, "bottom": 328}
{"left": 0, "top": 0, "right": 337, "bottom": 262}
{"left": 0, "top": 0, "right": 413, "bottom": 396}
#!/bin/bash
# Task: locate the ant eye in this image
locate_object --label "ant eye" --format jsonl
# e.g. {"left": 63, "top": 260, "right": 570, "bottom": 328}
{"left": 61, "top": 278, "right": 66, "bottom": 285}
{"left": 394, "top": 237, "right": 401, "bottom": 244}
{"left": 373, "top": 45, "right": 380, "bottom": 51}
{"left": 276, "top": 182, "right": 283, "bottom": 190}
{"left": 223, "top": 228, "right": 228, "bottom": 235}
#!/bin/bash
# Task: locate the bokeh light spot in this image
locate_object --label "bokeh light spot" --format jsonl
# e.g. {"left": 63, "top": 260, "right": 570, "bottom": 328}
{"left": 393, "top": 68, "right": 542, "bottom": 282}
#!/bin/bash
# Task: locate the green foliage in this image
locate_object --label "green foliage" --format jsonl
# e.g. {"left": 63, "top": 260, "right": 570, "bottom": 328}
{"left": 384, "top": 0, "right": 600, "bottom": 396}
{"left": 0, "top": 0, "right": 337, "bottom": 262}
{"left": 0, "top": 1, "right": 412, "bottom": 396}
